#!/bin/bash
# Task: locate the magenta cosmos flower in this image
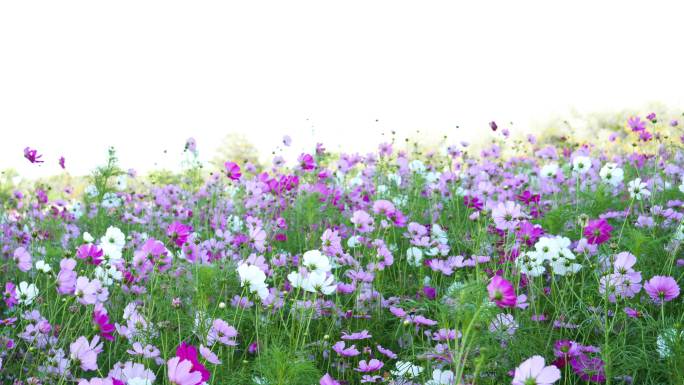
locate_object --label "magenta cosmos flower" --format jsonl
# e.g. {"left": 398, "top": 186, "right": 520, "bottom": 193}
{"left": 487, "top": 275, "right": 517, "bottom": 308}
{"left": 175, "top": 342, "right": 210, "bottom": 383}
{"left": 224, "top": 161, "right": 241, "bottom": 181}
{"left": 76, "top": 243, "right": 104, "bottom": 265}
{"left": 512, "top": 355, "right": 561, "bottom": 385}
{"left": 583, "top": 218, "right": 612, "bottom": 245}
{"left": 644, "top": 275, "right": 680, "bottom": 304}
{"left": 167, "top": 221, "right": 192, "bottom": 248}
{"left": 93, "top": 309, "right": 115, "bottom": 341}
{"left": 23, "top": 147, "right": 44, "bottom": 163}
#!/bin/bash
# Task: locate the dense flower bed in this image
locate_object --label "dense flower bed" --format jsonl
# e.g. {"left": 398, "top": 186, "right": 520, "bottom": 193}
{"left": 2, "top": 114, "right": 684, "bottom": 384}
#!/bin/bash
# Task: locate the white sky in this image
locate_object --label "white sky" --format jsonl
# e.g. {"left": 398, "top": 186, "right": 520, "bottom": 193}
{"left": 1, "top": 1, "right": 683, "bottom": 179}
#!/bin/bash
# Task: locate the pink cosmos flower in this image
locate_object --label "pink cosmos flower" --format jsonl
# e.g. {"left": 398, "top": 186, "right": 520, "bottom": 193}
{"left": 491, "top": 201, "right": 524, "bottom": 231}
{"left": 3, "top": 282, "right": 18, "bottom": 308}
{"left": 298, "top": 153, "right": 315, "bottom": 171}
{"left": 320, "top": 373, "right": 341, "bottom": 385}
{"left": 24, "top": 147, "right": 44, "bottom": 163}
{"left": 487, "top": 275, "right": 517, "bottom": 308}
{"left": 644, "top": 275, "right": 680, "bottom": 304}
{"left": 207, "top": 318, "right": 238, "bottom": 346}
{"left": 224, "top": 161, "right": 241, "bottom": 180}
{"left": 167, "top": 357, "right": 203, "bottom": 385}
{"left": 13, "top": 247, "right": 32, "bottom": 272}
{"left": 332, "top": 341, "right": 360, "bottom": 357}
{"left": 70, "top": 336, "right": 101, "bottom": 371}
{"left": 341, "top": 330, "right": 372, "bottom": 340}
{"left": 75, "top": 276, "right": 101, "bottom": 305}
{"left": 351, "top": 210, "right": 375, "bottom": 233}
{"left": 57, "top": 258, "right": 78, "bottom": 294}
{"left": 355, "top": 359, "right": 384, "bottom": 372}
{"left": 512, "top": 355, "right": 561, "bottom": 385}
{"left": 199, "top": 345, "right": 221, "bottom": 364}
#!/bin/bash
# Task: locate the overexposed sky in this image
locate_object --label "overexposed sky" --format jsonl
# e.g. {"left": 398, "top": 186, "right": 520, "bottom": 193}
{"left": 1, "top": 1, "right": 683, "bottom": 179}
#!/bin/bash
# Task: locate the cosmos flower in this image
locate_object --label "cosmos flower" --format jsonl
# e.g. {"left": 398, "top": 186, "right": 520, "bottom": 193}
{"left": 167, "top": 357, "right": 203, "bottom": 385}
{"left": 627, "top": 178, "right": 650, "bottom": 200}
{"left": 23, "top": 147, "right": 44, "bottom": 163}
{"left": 224, "top": 161, "right": 241, "bottom": 180}
{"left": 487, "top": 275, "right": 517, "bottom": 308}
{"left": 13, "top": 247, "right": 32, "bottom": 272}
{"left": 584, "top": 218, "right": 612, "bottom": 245}
{"left": 15, "top": 281, "right": 39, "bottom": 305}
{"left": 167, "top": 221, "right": 192, "bottom": 248}
{"left": 512, "top": 355, "right": 561, "bottom": 385}
{"left": 644, "top": 275, "right": 680, "bottom": 304}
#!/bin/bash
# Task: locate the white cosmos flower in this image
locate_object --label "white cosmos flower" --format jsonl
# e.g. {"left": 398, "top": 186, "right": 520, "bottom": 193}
{"left": 237, "top": 263, "right": 269, "bottom": 300}
{"left": 85, "top": 185, "right": 99, "bottom": 198}
{"left": 409, "top": 160, "right": 426, "bottom": 174}
{"left": 534, "top": 237, "right": 561, "bottom": 260}
{"left": 301, "top": 271, "right": 336, "bottom": 295}
{"left": 114, "top": 175, "right": 128, "bottom": 191}
{"left": 406, "top": 247, "right": 423, "bottom": 267}
{"left": 100, "top": 226, "right": 126, "bottom": 262}
{"left": 102, "top": 192, "right": 121, "bottom": 209}
{"left": 69, "top": 201, "right": 84, "bottom": 219}
{"left": 572, "top": 156, "right": 592, "bottom": 174}
{"left": 387, "top": 173, "right": 402, "bottom": 186}
{"left": 302, "top": 250, "right": 331, "bottom": 274}
{"left": 347, "top": 235, "right": 361, "bottom": 248}
{"left": 35, "top": 260, "right": 51, "bottom": 273}
{"left": 540, "top": 163, "right": 559, "bottom": 178}
{"left": 83, "top": 232, "right": 94, "bottom": 243}
{"left": 127, "top": 379, "right": 152, "bottom": 385}
{"left": 627, "top": 178, "right": 650, "bottom": 200}
{"left": 426, "top": 368, "right": 455, "bottom": 385}
{"left": 516, "top": 251, "right": 545, "bottom": 277}
{"left": 391, "top": 361, "right": 424, "bottom": 378}
{"left": 16, "top": 281, "right": 39, "bottom": 305}
{"left": 287, "top": 271, "right": 305, "bottom": 289}
{"left": 94, "top": 263, "right": 123, "bottom": 286}
{"left": 599, "top": 163, "right": 624, "bottom": 187}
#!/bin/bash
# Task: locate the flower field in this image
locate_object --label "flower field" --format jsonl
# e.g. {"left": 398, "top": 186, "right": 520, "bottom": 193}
{"left": 3, "top": 115, "right": 684, "bottom": 385}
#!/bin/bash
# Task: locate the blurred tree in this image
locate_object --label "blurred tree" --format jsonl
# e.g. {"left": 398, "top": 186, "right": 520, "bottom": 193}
{"left": 211, "top": 133, "right": 261, "bottom": 172}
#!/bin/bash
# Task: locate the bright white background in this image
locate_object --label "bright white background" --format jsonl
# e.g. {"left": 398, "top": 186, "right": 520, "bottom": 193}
{"left": 1, "top": 1, "right": 683, "bottom": 178}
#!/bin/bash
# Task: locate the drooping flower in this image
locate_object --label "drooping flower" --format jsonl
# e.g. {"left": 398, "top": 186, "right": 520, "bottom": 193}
{"left": 24, "top": 147, "right": 44, "bottom": 163}
{"left": 512, "top": 355, "right": 561, "bottom": 385}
